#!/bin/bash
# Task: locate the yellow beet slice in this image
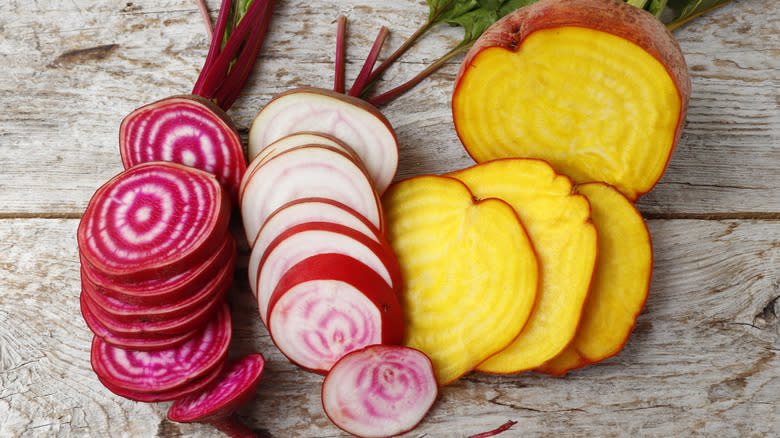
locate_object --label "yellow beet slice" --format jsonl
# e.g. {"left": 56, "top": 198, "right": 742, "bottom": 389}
{"left": 537, "top": 182, "right": 652, "bottom": 376}
{"left": 448, "top": 159, "right": 598, "bottom": 374}
{"left": 382, "top": 175, "right": 539, "bottom": 385}
{"left": 452, "top": 0, "right": 691, "bottom": 201}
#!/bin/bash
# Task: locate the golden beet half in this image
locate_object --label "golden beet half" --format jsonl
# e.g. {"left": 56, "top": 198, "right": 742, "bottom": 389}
{"left": 452, "top": 0, "right": 691, "bottom": 201}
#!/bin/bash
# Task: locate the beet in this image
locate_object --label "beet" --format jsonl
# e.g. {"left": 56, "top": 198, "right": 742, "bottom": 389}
{"left": 90, "top": 301, "right": 232, "bottom": 399}
{"left": 321, "top": 345, "right": 438, "bottom": 438}
{"left": 77, "top": 162, "right": 231, "bottom": 283}
{"left": 266, "top": 253, "right": 404, "bottom": 374}
{"left": 119, "top": 96, "right": 246, "bottom": 204}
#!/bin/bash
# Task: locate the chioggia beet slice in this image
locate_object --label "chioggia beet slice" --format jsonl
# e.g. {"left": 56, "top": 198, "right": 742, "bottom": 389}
{"left": 247, "top": 199, "right": 386, "bottom": 299}
{"left": 119, "top": 95, "right": 247, "bottom": 204}
{"left": 90, "top": 301, "right": 232, "bottom": 399}
{"left": 168, "top": 353, "right": 265, "bottom": 437}
{"left": 78, "top": 161, "right": 231, "bottom": 283}
{"left": 248, "top": 87, "right": 398, "bottom": 194}
{"left": 80, "top": 290, "right": 199, "bottom": 351}
{"left": 321, "top": 345, "right": 437, "bottom": 438}
{"left": 80, "top": 231, "right": 235, "bottom": 306}
{"left": 254, "top": 222, "right": 401, "bottom": 325}
{"left": 267, "top": 254, "right": 404, "bottom": 374}
{"left": 240, "top": 144, "right": 383, "bottom": 247}
{"left": 81, "top": 236, "right": 236, "bottom": 323}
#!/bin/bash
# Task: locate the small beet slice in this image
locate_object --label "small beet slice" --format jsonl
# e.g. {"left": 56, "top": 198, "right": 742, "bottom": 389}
{"left": 90, "top": 301, "right": 232, "bottom": 398}
{"left": 80, "top": 290, "right": 198, "bottom": 351}
{"left": 80, "top": 232, "right": 235, "bottom": 306}
{"left": 246, "top": 131, "right": 361, "bottom": 178}
{"left": 321, "top": 345, "right": 437, "bottom": 438}
{"left": 240, "top": 144, "right": 383, "bottom": 248}
{"left": 168, "top": 353, "right": 265, "bottom": 423}
{"left": 78, "top": 162, "right": 230, "bottom": 284}
{"left": 382, "top": 175, "right": 539, "bottom": 385}
{"left": 119, "top": 95, "right": 247, "bottom": 204}
{"left": 536, "top": 182, "right": 652, "bottom": 376}
{"left": 267, "top": 254, "right": 404, "bottom": 374}
{"left": 254, "top": 222, "right": 401, "bottom": 326}
{"left": 248, "top": 87, "right": 398, "bottom": 194}
{"left": 247, "top": 198, "right": 385, "bottom": 299}
{"left": 82, "top": 236, "right": 236, "bottom": 323}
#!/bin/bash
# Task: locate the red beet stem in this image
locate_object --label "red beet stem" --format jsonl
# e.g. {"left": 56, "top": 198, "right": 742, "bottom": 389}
{"left": 195, "top": 0, "right": 214, "bottom": 39}
{"left": 334, "top": 15, "right": 347, "bottom": 93}
{"left": 193, "top": 0, "right": 232, "bottom": 93}
{"left": 467, "top": 420, "right": 518, "bottom": 438}
{"left": 348, "top": 26, "right": 389, "bottom": 98}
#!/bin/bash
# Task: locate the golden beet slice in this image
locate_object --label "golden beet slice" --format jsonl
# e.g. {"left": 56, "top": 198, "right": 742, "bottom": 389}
{"left": 452, "top": 0, "right": 691, "bottom": 201}
{"left": 449, "top": 159, "right": 597, "bottom": 374}
{"left": 382, "top": 175, "right": 539, "bottom": 385}
{"left": 537, "top": 182, "right": 652, "bottom": 376}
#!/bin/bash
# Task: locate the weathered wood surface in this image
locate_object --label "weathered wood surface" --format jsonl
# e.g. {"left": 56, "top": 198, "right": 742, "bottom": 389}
{"left": 0, "top": 0, "right": 777, "bottom": 437}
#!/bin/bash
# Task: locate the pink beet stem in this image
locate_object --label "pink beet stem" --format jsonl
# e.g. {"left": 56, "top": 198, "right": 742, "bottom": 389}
{"left": 334, "top": 15, "right": 347, "bottom": 93}
{"left": 195, "top": 0, "right": 214, "bottom": 40}
{"left": 467, "top": 420, "right": 518, "bottom": 438}
{"left": 193, "top": 0, "right": 232, "bottom": 93}
{"left": 348, "top": 26, "right": 389, "bottom": 98}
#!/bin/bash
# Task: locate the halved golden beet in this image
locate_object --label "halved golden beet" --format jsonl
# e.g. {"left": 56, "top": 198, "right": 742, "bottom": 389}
{"left": 448, "top": 159, "right": 598, "bottom": 374}
{"left": 537, "top": 182, "right": 652, "bottom": 376}
{"left": 452, "top": 0, "right": 691, "bottom": 201}
{"left": 382, "top": 175, "right": 539, "bottom": 385}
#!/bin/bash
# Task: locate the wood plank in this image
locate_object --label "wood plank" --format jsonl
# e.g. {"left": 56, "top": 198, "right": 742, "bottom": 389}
{"left": 0, "top": 0, "right": 777, "bottom": 216}
{"left": 1, "top": 218, "right": 777, "bottom": 436}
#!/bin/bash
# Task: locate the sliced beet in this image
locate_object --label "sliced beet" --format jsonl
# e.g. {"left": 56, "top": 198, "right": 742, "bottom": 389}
{"left": 254, "top": 222, "right": 401, "bottom": 326}
{"left": 81, "top": 232, "right": 236, "bottom": 307}
{"left": 80, "top": 291, "right": 198, "bottom": 351}
{"left": 119, "top": 95, "right": 247, "bottom": 204}
{"left": 168, "top": 353, "right": 265, "bottom": 423}
{"left": 81, "top": 275, "right": 229, "bottom": 337}
{"left": 78, "top": 162, "right": 231, "bottom": 284}
{"left": 321, "top": 345, "right": 438, "bottom": 438}
{"left": 239, "top": 144, "right": 383, "bottom": 245}
{"left": 247, "top": 198, "right": 385, "bottom": 299}
{"left": 266, "top": 253, "right": 404, "bottom": 374}
{"left": 247, "top": 87, "right": 399, "bottom": 194}
{"left": 90, "top": 301, "right": 232, "bottom": 398}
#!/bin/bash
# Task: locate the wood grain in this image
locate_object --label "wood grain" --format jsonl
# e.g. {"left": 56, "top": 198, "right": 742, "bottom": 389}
{"left": 0, "top": 0, "right": 778, "bottom": 436}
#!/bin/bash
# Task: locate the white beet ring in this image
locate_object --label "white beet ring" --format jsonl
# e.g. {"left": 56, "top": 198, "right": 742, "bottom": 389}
{"left": 77, "top": 161, "right": 230, "bottom": 283}
{"left": 119, "top": 95, "right": 247, "bottom": 204}
{"left": 322, "top": 345, "right": 438, "bottom": 438}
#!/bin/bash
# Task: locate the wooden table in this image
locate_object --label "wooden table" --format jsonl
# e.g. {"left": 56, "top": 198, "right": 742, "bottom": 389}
{"left": 1, "top": 1, "right": 777, "bottom": 436}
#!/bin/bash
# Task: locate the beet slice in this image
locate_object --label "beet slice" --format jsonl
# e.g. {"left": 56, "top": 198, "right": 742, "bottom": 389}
{"left": 267, "top": 253, "right": 404, "bottom": 374}
{"left": 239, "top": 144, "right": 383, "bottom": 245}
{"left": 168, "top": 353, "right": 265, "bottom": 423}
{"left": 80, "top": 291, "right": 198, "bottom": 351}
{"left": 247, "top": 198, "right": 385, "bottom": 299}
{"left": 321, "top": 345, "right": 438, "bottom": 438}
{"left": 119, "top": 95, "right": 247, "bottom": 204}
{"left": 247, "top": 87, "right": 399, "bottom": 194}
{"left": 80, "top": 231, "right": 235, "bottom": 306}
{"left": 90, "top": 301, "right": 232, "bottom": 398}
{"left": 254, "top": 222, "right": 401, "bottom": 326}
{"left": 248, "top": 131, "right": 360, "bottom": 165}
{"left": 78, "top": 162, "right": 231, "bottom": 283}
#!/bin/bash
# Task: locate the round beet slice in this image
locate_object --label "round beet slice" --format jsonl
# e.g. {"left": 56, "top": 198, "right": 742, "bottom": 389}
{"left": 267, "top": 253, "right": 404, "bottom": 374}
{"left": 90, "top": 301, "right": 232, "bottom": 397}
{"left": 168, "top": 353, "right": 265, "bottom": 423}
{"left": 119, "top": 95, "right": 247, "bottom": 204}
{"left": 254, "top": 222, "right": 401, "bottom": 326}
{"left": 322, "top": 345, "right": 438, "bottom": 438}
{"left": 78, "top": 161, "right": 231, "bottom": 283}
{"left": 80, "top": 231, "right": 235, "bottom": 306}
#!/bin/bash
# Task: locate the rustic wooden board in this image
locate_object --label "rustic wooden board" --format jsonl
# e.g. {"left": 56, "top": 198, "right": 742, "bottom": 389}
{"left": 0, "top": 218, "right": 777, "bottom": 436}
{"left": 1, "top": 0, "right": 778, "bottom": 437}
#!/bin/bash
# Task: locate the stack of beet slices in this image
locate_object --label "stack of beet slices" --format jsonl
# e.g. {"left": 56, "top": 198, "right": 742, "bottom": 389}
{"left": 239, "top": 124, "right": 405, "bottom": 374}
{"left": 77, "top": 161, "right": 237, "bottom": 401}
